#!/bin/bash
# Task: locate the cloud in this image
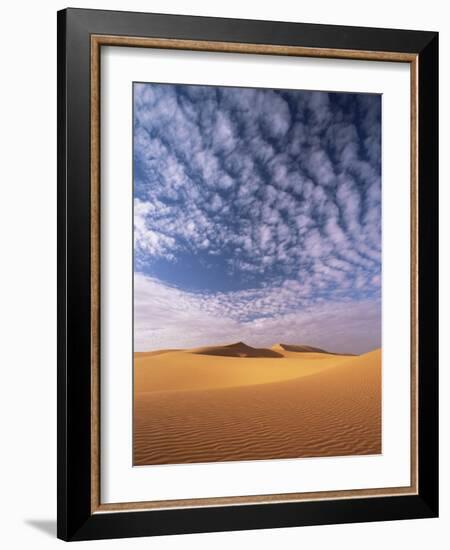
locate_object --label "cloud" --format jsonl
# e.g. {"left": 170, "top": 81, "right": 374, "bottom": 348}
{"left": 133, "top": 84, "right": 382, "bottom": 352}
{"left": 134, "top": 274, "right": 380, "bottom": 354}
{"left": 134, "top": 85, "right": 380, "bottom": 276}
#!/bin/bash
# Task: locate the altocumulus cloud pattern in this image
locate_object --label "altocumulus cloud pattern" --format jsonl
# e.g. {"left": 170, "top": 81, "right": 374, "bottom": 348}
{"left": 133, "top": 83, "right": 381, "bottom": 354}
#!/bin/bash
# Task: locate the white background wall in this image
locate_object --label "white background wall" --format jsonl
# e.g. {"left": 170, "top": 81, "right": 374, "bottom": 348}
{"left": 0, "top": 1, "right": 447, "bottom": 548}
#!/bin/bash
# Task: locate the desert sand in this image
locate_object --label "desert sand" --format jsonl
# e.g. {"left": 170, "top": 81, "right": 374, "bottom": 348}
{"left": 134, "top": 343, "right": 381, "bottom": 466}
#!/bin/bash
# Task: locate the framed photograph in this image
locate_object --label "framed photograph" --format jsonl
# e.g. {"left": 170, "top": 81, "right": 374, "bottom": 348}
{"left": 57, "top": 8, "right": 438, "bottom": 541}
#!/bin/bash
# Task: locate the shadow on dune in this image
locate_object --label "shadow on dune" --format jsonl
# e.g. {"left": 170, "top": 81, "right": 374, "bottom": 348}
{"left": 272, "top": 343, "right": 356, "bottom": 356}
{"left": 190, "top": 341, "right": 284, "bottom": 358}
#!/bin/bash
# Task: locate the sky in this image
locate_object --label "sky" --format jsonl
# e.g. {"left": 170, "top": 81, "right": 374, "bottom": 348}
{"left": 133, "top": 82, "right": 381, "bottom": 354}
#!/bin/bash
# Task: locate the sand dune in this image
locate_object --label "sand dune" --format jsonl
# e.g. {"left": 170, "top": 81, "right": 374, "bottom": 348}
{"left": 272, "top": 343, "right": 330, "bottom": 354}
{"left": 136, "top": 348, "right": 180, "bottom": 357}
{"left": 190, "top": 341, "right": 283, "bottom": 358}
{"left": 134, "top": 345, "right": 381, "bottom": 466}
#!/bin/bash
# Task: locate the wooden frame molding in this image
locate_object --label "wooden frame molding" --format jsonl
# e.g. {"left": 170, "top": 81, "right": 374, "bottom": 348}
{"left": 90, "top": 34, "right": 419, "bottom": 514}
{"left": 58, "top": 8, "right": 438, "bottom": 540}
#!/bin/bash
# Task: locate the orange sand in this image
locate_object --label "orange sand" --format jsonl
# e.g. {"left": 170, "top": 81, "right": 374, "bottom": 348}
{"left": 133, "top": 344, "right": 381, "bottom": 466}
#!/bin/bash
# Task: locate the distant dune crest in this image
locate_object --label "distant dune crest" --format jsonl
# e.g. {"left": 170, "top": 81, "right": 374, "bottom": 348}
{"left": 187, "top": 341, "right": 350, "bottom": 358}
{"left": 190, "top": 341, "right": 283, "bottom": 358}
{"left": 272, "top": 343, "right": 328, "bottom": 354}
{"left": 135, "top": 341, "right": 353, "bottom": 358}
{"left": 272, "top": 343, "right": 355, "bottom": 356}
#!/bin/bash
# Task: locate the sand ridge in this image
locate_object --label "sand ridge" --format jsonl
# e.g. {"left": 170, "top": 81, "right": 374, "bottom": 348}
{"left": 134, "top": 344, "right": 381, "bottom": 465}
{"left": 190, "top": 341, "right": 284, "bottom": 358}
{"left": 272, "top": 343, "right": 328, "bottom": 354}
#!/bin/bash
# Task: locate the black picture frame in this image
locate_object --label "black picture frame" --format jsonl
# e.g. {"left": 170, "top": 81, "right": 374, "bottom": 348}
{"left": 57, "top": 7, "right": 438, "bottom": 541}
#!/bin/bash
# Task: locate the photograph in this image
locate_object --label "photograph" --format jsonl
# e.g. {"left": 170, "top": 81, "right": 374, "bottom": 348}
{"left": 0, "top": 0, "right": 444, "bottom": 546}
{"left": 53, "top": 6, "right": 438, "bottom": 541}
{"left": 133, "top": 82, "right": 382, "bottom": 466}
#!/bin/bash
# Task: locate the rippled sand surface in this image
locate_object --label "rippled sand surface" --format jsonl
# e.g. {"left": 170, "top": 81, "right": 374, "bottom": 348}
{"left": 133, "top": 345, "right": 381, "bottom": 465}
